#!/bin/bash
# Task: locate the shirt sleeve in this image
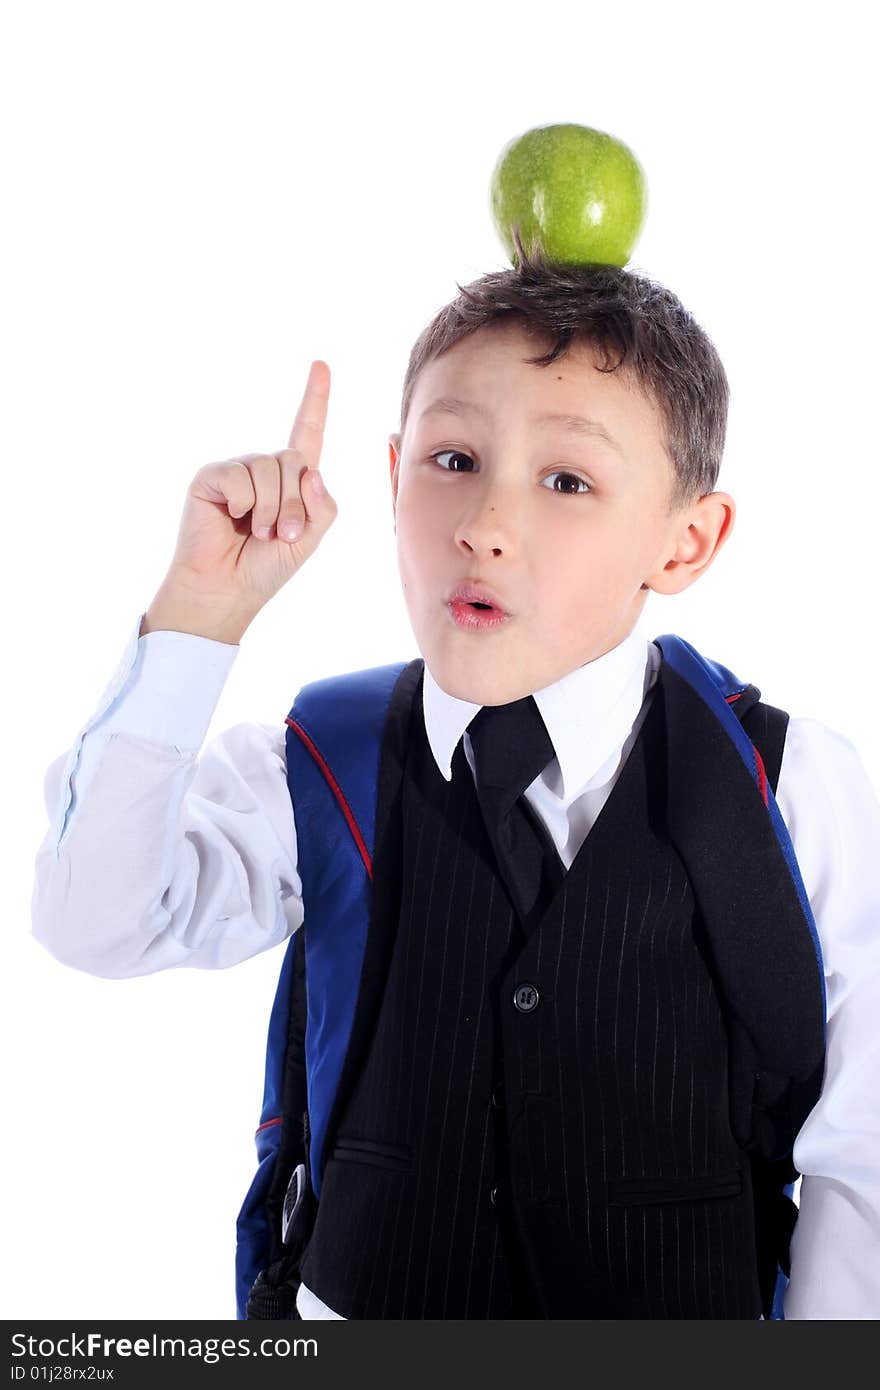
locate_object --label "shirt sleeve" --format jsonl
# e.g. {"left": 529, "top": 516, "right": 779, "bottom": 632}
{"left": 31, "top": 612, "right": 303, "bottom": 978}
{"left": 773, "top": 715, "right": 880, "bottom": 1319}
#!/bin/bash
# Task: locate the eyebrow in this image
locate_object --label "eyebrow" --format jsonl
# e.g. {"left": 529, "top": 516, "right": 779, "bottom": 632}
{"left": 418, "top": 395, "right": 624, "bottom": 454}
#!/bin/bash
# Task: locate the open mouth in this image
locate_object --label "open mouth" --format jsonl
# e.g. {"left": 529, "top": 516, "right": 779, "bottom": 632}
{"left": 448, "top": 597, "right": 511, "bottom": 629}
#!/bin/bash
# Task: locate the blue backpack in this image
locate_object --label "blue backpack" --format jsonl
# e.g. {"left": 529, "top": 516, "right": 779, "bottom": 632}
{"left": 235, "top": 635, "right": 827, "bottom": 1321}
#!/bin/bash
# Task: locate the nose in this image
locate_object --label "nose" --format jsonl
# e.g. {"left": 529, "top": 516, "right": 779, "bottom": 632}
{"left": 454, "top": 478, "right": 524, "bottom": 557}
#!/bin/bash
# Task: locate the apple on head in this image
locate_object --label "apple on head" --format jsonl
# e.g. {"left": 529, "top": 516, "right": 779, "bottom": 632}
{"left": 490, "top": 123, "right": 647, "bottom": 269}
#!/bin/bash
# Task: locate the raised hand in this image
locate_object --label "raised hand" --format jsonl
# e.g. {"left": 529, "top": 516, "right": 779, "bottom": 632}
{"left": 142, "top": 360, "right": 338, "bottom": 643}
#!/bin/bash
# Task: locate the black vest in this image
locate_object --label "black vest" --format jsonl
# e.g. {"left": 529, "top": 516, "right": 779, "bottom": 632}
{"left": 291, "top": 659, "right": 821, "bottom": 1319}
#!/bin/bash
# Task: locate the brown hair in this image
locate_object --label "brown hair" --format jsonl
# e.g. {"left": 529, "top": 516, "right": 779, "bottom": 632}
{"left": 398, "top": 229, "right": 729, "bottom": 514}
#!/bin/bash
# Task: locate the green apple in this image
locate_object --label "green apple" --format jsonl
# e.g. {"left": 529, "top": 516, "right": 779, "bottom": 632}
{"left": 490, "top": 123, "right": 647, "bottom": 268}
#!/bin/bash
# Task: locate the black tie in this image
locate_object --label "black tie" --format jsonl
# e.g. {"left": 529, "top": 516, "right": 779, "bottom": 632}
{"left": 467, "top": 695, "right": 565, "bottom": 933}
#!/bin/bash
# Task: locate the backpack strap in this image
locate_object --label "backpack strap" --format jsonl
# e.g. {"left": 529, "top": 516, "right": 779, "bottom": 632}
{"left": 698, "top": 674, "right": 824, "bottom": 1320}
{"left": 284, "top": 660, "right": 418, "bottom": 1198}
{"left": 654, "top": 634, "right": 826, "bottom": 1078}
{"left": 235, "top": 659, "right": 414, "bottom": 1318}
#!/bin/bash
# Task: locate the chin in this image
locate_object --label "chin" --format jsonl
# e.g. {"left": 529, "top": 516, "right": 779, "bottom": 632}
{"left": 425, "top": 661, "right": 490, "bottom": 706}
{"left": 436, "top": 669, "right": 525, "bottom": 708}
{"left": 421, "top": 630, "right": 532, "bottom": 705}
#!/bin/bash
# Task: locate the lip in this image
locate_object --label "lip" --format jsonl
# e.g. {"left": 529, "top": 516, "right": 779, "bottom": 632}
{"left": 446, "top": 581, "right": 513, "bottom": 616}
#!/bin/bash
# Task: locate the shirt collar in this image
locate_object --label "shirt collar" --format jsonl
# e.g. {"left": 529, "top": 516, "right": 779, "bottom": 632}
{"left": 422, "top": 617, "right": 660, "bottom": 805}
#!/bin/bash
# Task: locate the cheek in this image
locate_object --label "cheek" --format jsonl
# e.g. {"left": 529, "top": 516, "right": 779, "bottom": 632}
{"left": 397, "top": 476, "right": 452, "bottom": 552}
{"left": 396, "top": 515, "right": 426, "bottom": 561}
{"left": 395, "top": 499, "right": 440, "bottom": 594}
{"left": 396, "top": 476, "right": 428, "bottom": 530}
{"left": 534, "top": 540, "right": 630, "bottom": 623}
{"left": 394, "top": 486, "right": 419, "bottom": 543}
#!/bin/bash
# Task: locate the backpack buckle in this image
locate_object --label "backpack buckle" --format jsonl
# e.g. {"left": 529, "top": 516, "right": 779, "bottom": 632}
{"left": 281, "top": 1162, "right": 307, "bottom": 1247}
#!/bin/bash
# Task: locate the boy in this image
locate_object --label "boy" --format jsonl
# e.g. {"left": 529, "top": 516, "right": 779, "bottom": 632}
{"left": 32, "top": 250, "right": 880, "bottom": 1319}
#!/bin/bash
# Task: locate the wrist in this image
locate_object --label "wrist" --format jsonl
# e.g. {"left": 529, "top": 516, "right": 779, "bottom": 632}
{"left": 140, "top": 581, "right": 253, "bottom": 646}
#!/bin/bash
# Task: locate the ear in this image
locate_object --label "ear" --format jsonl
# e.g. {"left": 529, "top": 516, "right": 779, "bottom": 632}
{"left": 645, "top": 492, "right": 736, "bottom": 595}
{"left": 388, "top": 433, "right": 402, "bottom": 524}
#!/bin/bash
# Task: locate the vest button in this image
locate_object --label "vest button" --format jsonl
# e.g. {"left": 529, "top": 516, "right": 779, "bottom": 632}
{"left": 513, "top": 982, "right": 539, "bottom": 1012}
{"left": 490, "top": 1186, "right": 498, "bottom": 1205}
{"left": 491, "top": 1087, "right": 502, "bottom": 1109}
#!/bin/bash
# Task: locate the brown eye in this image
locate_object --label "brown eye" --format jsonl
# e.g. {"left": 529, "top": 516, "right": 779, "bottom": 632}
{"left": 542, "top": 471, "right": 591, "bottom": 495}
{"left": 430, "top": 450, "right": 475, "bottom": 472}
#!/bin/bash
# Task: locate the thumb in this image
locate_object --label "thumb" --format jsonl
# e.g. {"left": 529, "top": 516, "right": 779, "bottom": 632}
{"left": 305, "top": 466, "right": 329, "bottom": 500}
{"left": 278, "top": 465, "right": 335, "bottom": 543}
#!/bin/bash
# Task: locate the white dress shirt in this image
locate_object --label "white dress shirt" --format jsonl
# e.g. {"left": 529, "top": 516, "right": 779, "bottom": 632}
{"left": 30, "top": 612, "right": 880, "bottom": 1320}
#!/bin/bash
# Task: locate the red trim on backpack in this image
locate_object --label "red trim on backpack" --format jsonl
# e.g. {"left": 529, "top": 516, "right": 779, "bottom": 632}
{"left": 752, "top": 744, "right": 769, "bottom": 807}
{"left": 285, "top": 717, "right": 374, "bottom": 881}
{"left": 723, "top": 689, "right": 768, "bottom": 806}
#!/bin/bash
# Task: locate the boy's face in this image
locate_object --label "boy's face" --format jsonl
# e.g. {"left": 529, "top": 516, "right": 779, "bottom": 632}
{"left": 388, "top": 320, "right": 730, "bottom": 706}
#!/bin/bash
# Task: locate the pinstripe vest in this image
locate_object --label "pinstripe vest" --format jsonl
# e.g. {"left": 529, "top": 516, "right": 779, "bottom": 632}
{"left": 292, "top": 656, "right": 824, "bottom": 1318}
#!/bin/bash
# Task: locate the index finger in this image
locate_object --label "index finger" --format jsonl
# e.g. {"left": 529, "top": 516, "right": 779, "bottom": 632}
{"left": 288, "top": 359, "right": 331, "bottom": 465}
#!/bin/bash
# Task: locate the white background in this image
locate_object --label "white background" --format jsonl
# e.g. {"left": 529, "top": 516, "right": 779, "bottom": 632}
{"left": 3, "top": 0, "right": 878, "bottom": 1319}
